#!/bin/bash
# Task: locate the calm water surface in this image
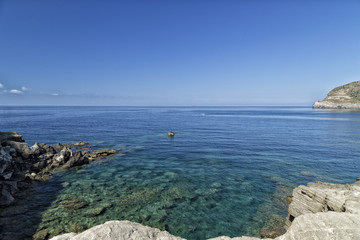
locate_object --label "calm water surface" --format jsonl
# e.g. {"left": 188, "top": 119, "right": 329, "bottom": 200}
{"left": 0, "top": 106, "right": 359, "bottom": 239}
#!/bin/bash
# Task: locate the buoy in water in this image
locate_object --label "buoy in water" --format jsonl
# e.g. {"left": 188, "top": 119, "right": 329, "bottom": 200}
{"left": 168, "top": 131, "right": 175, "bottom": 137}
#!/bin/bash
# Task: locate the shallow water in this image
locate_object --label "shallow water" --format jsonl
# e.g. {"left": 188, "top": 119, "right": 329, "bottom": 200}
{"left": 0, "top": 106, "right": 359, "bottom": 239}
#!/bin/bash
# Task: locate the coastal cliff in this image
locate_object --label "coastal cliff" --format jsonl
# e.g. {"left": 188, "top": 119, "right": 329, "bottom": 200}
{"left": 51, "top": 180, "right": 360, "bottom": 240}
{"left": 313, "top": 80, "right": 360, "bottom": 109}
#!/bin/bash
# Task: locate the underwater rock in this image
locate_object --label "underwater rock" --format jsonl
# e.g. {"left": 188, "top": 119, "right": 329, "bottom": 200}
{"left": 62, "top": 199, "right": 88, "bottom": 210}
{"left": 33, "top": 230, "right": 49, "bottom": 240}
{"left": 83, "top": 206, "right": 106, "bottom": 217}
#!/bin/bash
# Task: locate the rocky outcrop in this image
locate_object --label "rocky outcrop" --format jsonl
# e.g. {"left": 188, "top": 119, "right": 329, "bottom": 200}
{"left": 313, "top": 80, "right": 360, "bottom": 109}
{"left": 285, "top": 179, "right": 360, "bottom": 227}
{"left": 50, "top": 220, "right": 185, "bottom": 240}
{"left": 278, "top": 212, "right": 360, "bottom": 240}
{"left": 0, "top": 132, "right": 118, "bottom": 206}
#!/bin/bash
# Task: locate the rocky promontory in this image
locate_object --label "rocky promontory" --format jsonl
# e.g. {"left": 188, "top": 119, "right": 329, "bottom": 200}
{"left": 313, "top": 80, "right": 360, "bottom": 109}
{"left": 51, "top": 179, "right": 360, "bottom": 240}
{"left": 0, "top": 132, "right": 117, "bottom": 206}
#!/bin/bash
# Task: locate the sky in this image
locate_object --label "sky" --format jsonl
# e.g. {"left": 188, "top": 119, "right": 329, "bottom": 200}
{"left": 0, "top": 0, "right": 359, "bottom": 106}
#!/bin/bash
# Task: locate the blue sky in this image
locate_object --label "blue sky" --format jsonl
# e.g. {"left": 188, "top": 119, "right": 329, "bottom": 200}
{"left": 0, "top": 0, "right": 359, "bottom": 106}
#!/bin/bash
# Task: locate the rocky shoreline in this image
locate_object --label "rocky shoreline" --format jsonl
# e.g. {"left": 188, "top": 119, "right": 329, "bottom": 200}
{"left": 0, "top": 132, "right": 117, "bottom": 206}
{"left": 51, "top": 180, "right": 360, "bottom": 240}
{"left": 1, "top": 132, "right": 359, "bottom": 240}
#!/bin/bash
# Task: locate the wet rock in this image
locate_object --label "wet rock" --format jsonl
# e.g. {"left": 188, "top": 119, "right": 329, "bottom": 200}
{"left": 69, "top": 223, "right": 86, "bottom": 233}
{"left": 62, "top": 151, "right": 89, "bottom": 169}
{"left": 88, "top": 149, "right": 117, "bottom": 161}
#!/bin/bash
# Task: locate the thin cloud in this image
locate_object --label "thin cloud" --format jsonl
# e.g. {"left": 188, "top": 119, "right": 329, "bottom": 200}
{"left": 9, "top": 89, "right": 23, "bottom": 94}
{"left": 0, "top": 83, "right": 3, "bottom": 88}
{"left": 51, "top": 93, "right": 59, "bottom": 96}
{"left": 21, "top": 86, "right": 28, "bottom": 91}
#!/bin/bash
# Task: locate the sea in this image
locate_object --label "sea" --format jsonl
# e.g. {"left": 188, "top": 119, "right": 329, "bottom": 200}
{"left": 0, "top": 106, "right": 359, "bottom": 240}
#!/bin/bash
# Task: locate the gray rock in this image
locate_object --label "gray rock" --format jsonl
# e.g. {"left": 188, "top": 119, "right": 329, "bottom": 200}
{"left": 285, "top": 180, "right": 360, "bottom": 227}
{"left": 278, "top": 212, "right": 360, "bottom": 240}
{"left": 0, "top": 132, "right": 25, "bottom": 144}
{"left": 209, "top": 237, "right": 267, "bottom": 240}
{"left": 30, "top": 142, "right": 46, "bottom": 157}
{"left": 50, "top": 220, "right": 185, "bottom": 240}
{"left": 54, "top": 146, "right": 72, "bottom": 165}
{"left": 6, "top": 141, "right": 31, "bottom": 159}
{"left": 62, "top": 151, "right": 89, "bottom": 169}
{"left": 39, "top": 143, "right": 56, "bottom": 154}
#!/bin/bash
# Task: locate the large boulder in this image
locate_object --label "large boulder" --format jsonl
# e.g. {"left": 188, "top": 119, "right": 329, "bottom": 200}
{"left": 50, "top": 220, "right": 185, "bottom": 240}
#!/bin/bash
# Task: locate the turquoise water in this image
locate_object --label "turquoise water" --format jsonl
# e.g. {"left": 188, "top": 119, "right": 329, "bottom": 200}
{"left": 0, "top": 106, "right": 359, "bottom": 239}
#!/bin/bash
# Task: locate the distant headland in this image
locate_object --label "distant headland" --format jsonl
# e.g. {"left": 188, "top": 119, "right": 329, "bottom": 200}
{"left": 313, "top": 80, "right": 360, "bottom": 109}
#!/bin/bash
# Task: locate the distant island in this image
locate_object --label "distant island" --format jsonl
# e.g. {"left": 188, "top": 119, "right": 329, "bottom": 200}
{"left": 313, "top": 80, "right": 360, "bottom": 109}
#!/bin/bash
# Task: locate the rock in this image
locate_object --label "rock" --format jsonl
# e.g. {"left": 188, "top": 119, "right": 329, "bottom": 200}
{"left": 62, "top": 151, "right": 89, "bottom": 169}
{"left": 50, "top": 220, "right": 185, "bottom": 240}
{"left": 168, "top": 131, "right": 175, "bottom": 137}
{"left": 62, "top": 199, "right": 88, "bottom": 210}
{"left": 0, "top": 132, "right": 25, "bottom": 144}
{"left": 6, "top": 141, "right": 31, "bottom": 159}
{"left": 73, "top": 141, "right": 86, "bottom": 146}
{"left": 313, "top": 80, "right": 360, "bottom": 109}
{"left": 285, "top": 180, "right": 360, "bottom": 228}
{"left": 54, "top": 146, "right": 72, "bottom": 165}
{"left": 30, "top": 142, "right": 47, "bottom": 157}
{"left": 39, "top": 143, "right": 57, "bottom": 154}
{"left": 88, "top": 149, "right": 116, "bottom": 161}
{"left": 209, "top": 237, "right": 266, "bottom": 240}
{"left": 55, "top": 143, "right": 64, "bottom": 152}
{"left": 277, "top": 212, "right": 360, "bottom": 240}
{"left": 69, "top": 223, "right": 86, "bottom": 233}
{"left": 51, "top": 233, "right": 77, "bottom": 240}
{"left": 83, "top": 206, "right": 106, "bottom": 217}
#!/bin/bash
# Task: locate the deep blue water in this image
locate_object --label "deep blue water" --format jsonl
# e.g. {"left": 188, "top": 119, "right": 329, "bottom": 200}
{"left": 1, "top": 106, "right": 359, "bottom": 239}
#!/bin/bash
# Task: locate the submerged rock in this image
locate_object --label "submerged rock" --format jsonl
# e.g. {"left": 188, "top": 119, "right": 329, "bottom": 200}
{"left": 62, "top": 199, "right": 88, "bottom": 210}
